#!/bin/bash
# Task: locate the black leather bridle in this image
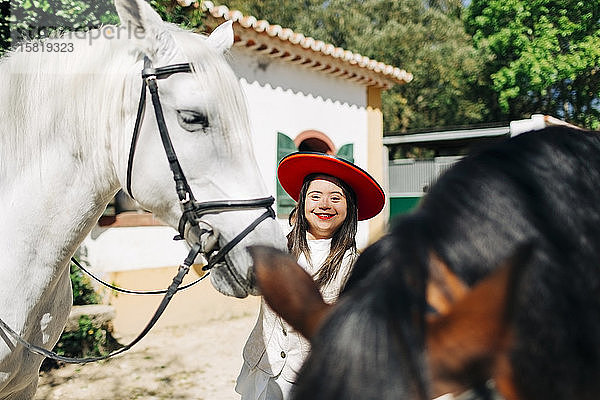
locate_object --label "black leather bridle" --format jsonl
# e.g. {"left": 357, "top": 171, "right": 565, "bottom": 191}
{"left": 0, "top": 56, "right": 276, "bottom": 364}
{"left": 127, "top": 56, "right": 275, "bottom": 271}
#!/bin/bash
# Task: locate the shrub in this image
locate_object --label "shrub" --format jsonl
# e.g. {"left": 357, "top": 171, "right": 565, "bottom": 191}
{"left": 41, "top": 251, "right": 121, "bottom": 370}
{"left": 55, "top": 314, "right": 120, "bottom": 358}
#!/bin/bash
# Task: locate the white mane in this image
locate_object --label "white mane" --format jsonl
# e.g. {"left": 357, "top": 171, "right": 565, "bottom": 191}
{"left": 171, "top": 27, "right": 252, "bottom": 157}
{"left": 0, "top": 32, "right": 128, "bottom": 183}
{"left": 0, "top": 23, "right": 251, "bottom": 184}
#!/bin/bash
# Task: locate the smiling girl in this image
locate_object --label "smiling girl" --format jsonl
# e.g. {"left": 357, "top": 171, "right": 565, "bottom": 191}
{"left": 235, "top": 152, "right": 385, "bottom": 400}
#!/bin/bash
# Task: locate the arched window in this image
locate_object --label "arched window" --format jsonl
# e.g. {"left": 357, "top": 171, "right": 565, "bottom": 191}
{"left": 276, "top": 130, "right": 354, "bottom": 217}
{"left": 294, "top": 130, "right": 335, "bottom": 154}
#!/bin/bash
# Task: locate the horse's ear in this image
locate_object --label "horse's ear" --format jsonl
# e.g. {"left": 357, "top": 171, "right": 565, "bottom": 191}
{"left": 205, "top": 21, "right": 234, "bottom": 53}
{"left": 426, "top": 243, "right": 534, "bottom": 399}
{"left": 427, "top": 252, "right": 469, "bottom": 315}
{"left": 248, "top": 246, "right": 332, "bottom": 340}
{"left": 114, "top": 0, "right": 181, "bottom": 63}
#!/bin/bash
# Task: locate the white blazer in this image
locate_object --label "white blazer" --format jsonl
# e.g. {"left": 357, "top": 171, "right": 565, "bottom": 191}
{"left": 241, "top": 238, "right": 355, "bottom": 382}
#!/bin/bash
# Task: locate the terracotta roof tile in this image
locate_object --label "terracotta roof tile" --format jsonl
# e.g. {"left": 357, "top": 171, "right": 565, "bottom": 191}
{"left": 201, "top": 1, "right": 413, "bottom": 88}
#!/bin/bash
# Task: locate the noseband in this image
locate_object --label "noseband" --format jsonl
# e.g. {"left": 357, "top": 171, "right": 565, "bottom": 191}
{"left": 126, "top": 56, "right": 275, "bottom": 270}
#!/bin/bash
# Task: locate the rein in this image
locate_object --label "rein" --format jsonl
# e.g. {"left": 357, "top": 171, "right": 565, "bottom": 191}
{"left": 0, "top": 244, "right": 203, "bottom": 364}
{"left": 70, "top": 256, "right": 203, "bottom": 295}
{"left": 0, "top": 56, "right": 275, "bottom": 364}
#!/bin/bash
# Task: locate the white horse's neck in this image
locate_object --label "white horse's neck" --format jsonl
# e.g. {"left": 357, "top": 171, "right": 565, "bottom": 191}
{"left": 0, "top": 34, "right": 138, "bottom": 299}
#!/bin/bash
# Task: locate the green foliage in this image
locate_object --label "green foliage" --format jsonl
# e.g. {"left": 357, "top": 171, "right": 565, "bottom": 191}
{"left": 216, "top": 0, "right": 316, "bottom": 31}
{"left": 392, "top": 145, "right": 436, "bottom": 160}
{"left": 214, "top": 0, "right": 600, "bottom": 130}
{"left": 1, "top": 0, "right": 118, "bottom": 54}
{"left": 465, "top": 0, "right": 600, "bottom": 129}
{"left": 42, "top": 253, "right": 120, "bottom": 369}
{"left": 149, "top": 0, "right": 205, "bottom": 31}
{"left": 1, "top": 1, "right": 10, "bottom": 53}
{"left": 216, "top": 0, "right": 490, "bottom": 132}
{"left": 54, "top": 315, "right": 116, "bottom": 358}
{"left": 70, "top": 262, "right": 101, "bottom": 306}
{"left": 359, "top": 0, "right": 489, "bottom": 132}
{"left": 0, "top": 0, "right": 204, "bottom": 56}
{"left": 4, "top": 0, "right": 598, "bottom": 131}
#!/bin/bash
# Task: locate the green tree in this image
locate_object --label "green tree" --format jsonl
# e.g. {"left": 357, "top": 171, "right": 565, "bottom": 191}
{"left": 149, "top": 0, "right": 205, "bottom": 30}
{"left": 4, "top": 0, "right": 118, "bottom": 49}
{"left": 0, "top": 0, "right": 203, "bottom": 56}
{"left": 465, "top": 0, "right": 600, "bottom": 129}
{"left": 1, "top": 1, "right": 10, "bottom": 53}
{"left": 348, "top": 0, "right": 488, "bottom": 132}
{"left": 215, "top": 0, "right": 489, "bottom": 132}
{"left": 217, "top": 0, "right": 317, "bottom": 30}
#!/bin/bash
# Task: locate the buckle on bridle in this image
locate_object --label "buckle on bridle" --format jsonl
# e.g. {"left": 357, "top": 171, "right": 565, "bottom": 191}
{"left": 142, "top": 66, "right": 157, "bottom": 81}
{"left": 176, "top": 196, "right": 276, "bottom": 268}
{"left": 179, "top": 192, "right": 191, "bottom": 204}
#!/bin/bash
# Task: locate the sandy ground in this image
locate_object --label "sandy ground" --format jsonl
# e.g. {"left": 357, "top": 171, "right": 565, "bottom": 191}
{"left": 35, "top": 314, "right": 256, "bottom": 400}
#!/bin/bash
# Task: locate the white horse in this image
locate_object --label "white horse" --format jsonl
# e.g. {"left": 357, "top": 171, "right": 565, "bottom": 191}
{"left": 0, "top": 0, "right": 286, "bottom": 398}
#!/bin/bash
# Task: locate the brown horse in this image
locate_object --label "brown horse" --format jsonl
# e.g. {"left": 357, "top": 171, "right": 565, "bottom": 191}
{"left": 249, "top": 126, "right": 600, "bottom": 400}
{"left": 249, "top": 242, "right": 528, "bottom": 400}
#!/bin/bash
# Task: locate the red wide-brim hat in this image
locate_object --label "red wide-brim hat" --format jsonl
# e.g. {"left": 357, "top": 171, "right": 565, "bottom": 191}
{"left": 277, "top": 152, "right": 385, "bottom": 221}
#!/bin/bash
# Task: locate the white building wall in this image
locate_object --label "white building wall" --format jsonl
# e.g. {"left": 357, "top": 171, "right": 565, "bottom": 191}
{"left": 84, "top": 48, "right": 374, "bottom": 274}
{"left": 228, "top": 48, "right": 372, "bottom": 248}
{"left": 84, "top": 225, "right": 189, "bottom": 272}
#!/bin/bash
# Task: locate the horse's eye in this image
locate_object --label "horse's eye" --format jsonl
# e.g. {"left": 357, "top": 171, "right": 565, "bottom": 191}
{"left": 176, "top": 110, "right": 209, "bottom": 133}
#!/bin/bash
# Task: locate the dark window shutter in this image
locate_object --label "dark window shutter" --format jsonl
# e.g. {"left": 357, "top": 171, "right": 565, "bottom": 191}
{"left": 277, "top": 132, "right": 297, "bottom": 217}
{"left": 336, "top": 143, "right": 354, "bottom": 163}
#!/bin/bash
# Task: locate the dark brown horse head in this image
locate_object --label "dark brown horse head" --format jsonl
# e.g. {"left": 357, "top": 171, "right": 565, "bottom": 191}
{"left": 249, "top": 243, "right": 531, "bottom": 400}
{"left": 251, "top": 127, "right": 600, "bottom": 400}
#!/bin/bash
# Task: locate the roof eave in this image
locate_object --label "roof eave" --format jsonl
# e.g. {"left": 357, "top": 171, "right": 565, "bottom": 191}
{"left": 201, "top": 3, "right": 412, "bottom": 89}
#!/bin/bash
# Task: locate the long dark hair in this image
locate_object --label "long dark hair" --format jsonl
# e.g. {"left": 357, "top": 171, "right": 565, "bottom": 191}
{"left": 287, "top": 173, "right": 358, "bottom": 288}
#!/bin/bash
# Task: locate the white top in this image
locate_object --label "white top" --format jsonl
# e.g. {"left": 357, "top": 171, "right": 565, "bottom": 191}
{"left": 237, "top": 238, "right": 355, "bottom": 398}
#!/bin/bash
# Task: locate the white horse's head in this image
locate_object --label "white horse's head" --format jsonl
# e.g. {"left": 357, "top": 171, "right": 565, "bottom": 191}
{"left": 112, "top": 0, "right": 286, "bottom": 297}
